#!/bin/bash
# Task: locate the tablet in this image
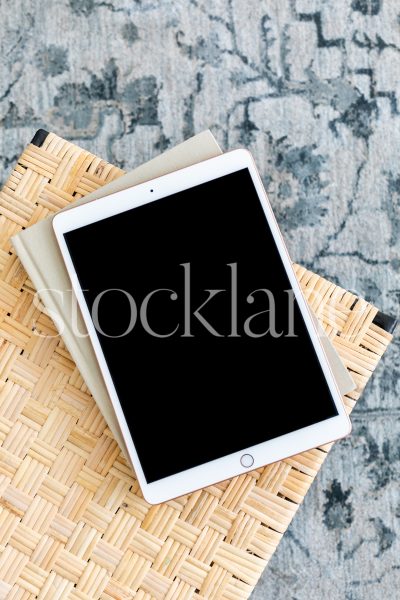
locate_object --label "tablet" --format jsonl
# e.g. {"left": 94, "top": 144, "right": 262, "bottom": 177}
{"left": 53, "top": 149, "right": 351, "bottom": 504}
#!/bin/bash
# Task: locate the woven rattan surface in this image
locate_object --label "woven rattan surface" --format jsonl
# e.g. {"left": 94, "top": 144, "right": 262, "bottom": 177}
{"left": 0, "top": 132, "right": 393, "bottom": 599}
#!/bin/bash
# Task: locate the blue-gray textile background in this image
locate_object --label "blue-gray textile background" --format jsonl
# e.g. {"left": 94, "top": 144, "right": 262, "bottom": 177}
{"left": 0, "top": 1, "right": 399, "bottom": 598}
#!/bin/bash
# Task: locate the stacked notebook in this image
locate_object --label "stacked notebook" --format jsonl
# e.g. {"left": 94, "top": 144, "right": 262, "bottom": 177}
{"left": 11, "top": 129, "right": 354, "bottom": 459}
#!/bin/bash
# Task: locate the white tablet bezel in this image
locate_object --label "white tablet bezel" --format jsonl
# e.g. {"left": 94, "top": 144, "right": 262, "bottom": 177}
{"left": 53, "top": 149, "right": 351, "bottom": 504}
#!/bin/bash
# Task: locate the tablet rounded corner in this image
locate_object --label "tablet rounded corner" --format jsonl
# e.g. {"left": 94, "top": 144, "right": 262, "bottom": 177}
{"left": 338, "top": 413, "right": 352, "bottom": 440}
{"left": 230, "top": 147, "right": 255, "bottom": 165}
{"left": 141, "top": 486, "right": 162, "bottom": 506}
{"left": 52, "top": 211, "right": 63, "bottom": 236}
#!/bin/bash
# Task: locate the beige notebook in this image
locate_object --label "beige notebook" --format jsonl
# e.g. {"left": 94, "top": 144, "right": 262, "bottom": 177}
{"left": 12, "top": 130, "right": 354, "bottom": 459}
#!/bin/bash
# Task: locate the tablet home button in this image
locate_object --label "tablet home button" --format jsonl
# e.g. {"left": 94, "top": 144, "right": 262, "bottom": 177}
{"left": 240, "top": 454, "right": 254, "bottom": 468}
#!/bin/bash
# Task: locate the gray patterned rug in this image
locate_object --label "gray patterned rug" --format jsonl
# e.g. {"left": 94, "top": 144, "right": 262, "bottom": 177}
{"left": 0, "top": 1, "right": 399, "bottom": 598}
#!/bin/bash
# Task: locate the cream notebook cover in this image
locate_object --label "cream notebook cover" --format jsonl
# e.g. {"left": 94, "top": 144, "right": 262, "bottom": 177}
{"left": 12, "top": 130, "right": 354, "bottom": 459}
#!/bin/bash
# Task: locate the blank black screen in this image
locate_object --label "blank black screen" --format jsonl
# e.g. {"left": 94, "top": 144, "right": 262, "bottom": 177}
{"left": 64, "top": 168, "right": 338, "bottom": 482}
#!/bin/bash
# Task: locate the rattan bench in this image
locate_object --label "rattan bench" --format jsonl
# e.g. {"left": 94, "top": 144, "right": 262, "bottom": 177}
{"left": 0, "top": 130, "right": 395, "bottom": 599}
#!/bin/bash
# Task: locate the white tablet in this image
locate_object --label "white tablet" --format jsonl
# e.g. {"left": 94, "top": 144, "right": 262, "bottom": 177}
{"left": 53, "top": 149, "right": 351, "bottom": 504}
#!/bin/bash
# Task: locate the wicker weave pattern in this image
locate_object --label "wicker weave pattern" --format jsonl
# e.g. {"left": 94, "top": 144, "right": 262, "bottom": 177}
{"left": 0, "top": 133, "right": 393, "bottom": 599}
